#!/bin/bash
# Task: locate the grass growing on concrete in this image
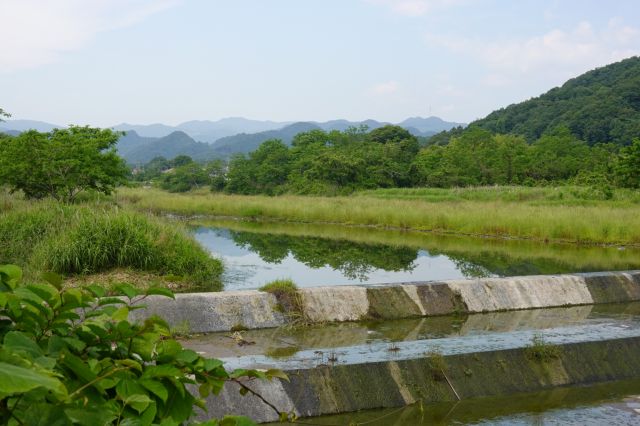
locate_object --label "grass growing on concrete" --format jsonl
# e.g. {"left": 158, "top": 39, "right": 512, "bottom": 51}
{"left": 525, "top": 334, "right": 562, "bottom": 362}
{"left": 0, "top": 190, "right": 223, "bottom": 290}
{"left": 260, "top": 279, "right": 310, "bottom": 326}
{"left": 259, "top": 278, "right": 298, "bottom": 294}
{"left": 117, "top": 186, "right": 640, "bottom": 245}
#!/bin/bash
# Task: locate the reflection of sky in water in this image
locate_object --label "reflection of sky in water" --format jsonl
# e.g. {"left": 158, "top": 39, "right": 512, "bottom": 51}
{"left": 193, "top": 227, "right": 483, "bottom": 290}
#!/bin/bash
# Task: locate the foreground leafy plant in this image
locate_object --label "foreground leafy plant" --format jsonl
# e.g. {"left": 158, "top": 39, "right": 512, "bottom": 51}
{"left": 0, "top": 265, "right": 285, "bottom": 425}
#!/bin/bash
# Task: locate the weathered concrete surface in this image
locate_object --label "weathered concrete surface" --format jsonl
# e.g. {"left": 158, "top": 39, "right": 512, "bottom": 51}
{"left": 299, "top": 286, "right": 368, "bottom": 322}
{"left": 447, "top": 275, "right": 594, "bottom": 313}
{"left": 128, "top": 291, "right": 286, "bottom": 333}
{"left": 196, "top": 336, "right": 640, "bottom": 423}
{"left": 130, "top": 271, "right": 640, "bottom": 332}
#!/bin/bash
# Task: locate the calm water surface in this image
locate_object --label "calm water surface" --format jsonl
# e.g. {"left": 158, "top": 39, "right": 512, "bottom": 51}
{"left": 190, "top": 220, "right": 640, "bottom": 291}
{"left": 295, "top": 379, "right": 640, "bottom": 425}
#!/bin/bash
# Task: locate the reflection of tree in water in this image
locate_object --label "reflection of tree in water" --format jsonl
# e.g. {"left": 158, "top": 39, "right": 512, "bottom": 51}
{"left": 229, "top": 231, "right": 418, "bottom": 280}
{"left": 433, "top": 250, "right": 575, "bottom": 278}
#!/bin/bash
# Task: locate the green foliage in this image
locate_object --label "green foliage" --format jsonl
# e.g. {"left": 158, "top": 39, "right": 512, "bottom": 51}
{"left": 412, "top": 128, "right": 618, "bottom": 187}
{"left": 0, "top": 108, "right": 9, "bottom": 121}
{"left": 0, "top": 196, "right": 223, "bottom": 290}
{"left": 259, "top": 279, "right": 298, "bottom": 294}
{"left": 224, "top": 125, "right": 419, "bottom": 195}
{"left": 161, "top": 162, "right": 211, "bottom": 193}
{"left": 615, "top": 138, "right": 640, "bottom": 188}
{"left": 0, "top": 265, "right": 278, "bottom": 425}
{"left": 525, "top": 334, "right": 562, "bottom": 362}
{"left": 0, "top": 127, "right": 128, "bottom": 202}
{"left": 470, "top": 56, "right": 640, "bottom": 146}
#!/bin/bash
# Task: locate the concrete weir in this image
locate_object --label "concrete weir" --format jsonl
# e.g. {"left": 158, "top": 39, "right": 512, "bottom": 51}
{"left": 129, "top": 271, "right": 640, "bottom": 332}
{"left": 197, "top": 337, "right": 640, "bottom": 423}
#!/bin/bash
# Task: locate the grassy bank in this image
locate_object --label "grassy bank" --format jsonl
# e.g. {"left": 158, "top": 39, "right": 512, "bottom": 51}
{"left": 117, "top": 186, "right": 640, "bottom": 246}
{"left": 0, "top": 191, "right": 223, "bottom": 290}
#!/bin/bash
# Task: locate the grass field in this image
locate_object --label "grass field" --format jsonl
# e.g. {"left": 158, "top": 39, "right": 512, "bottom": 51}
{"left": 117, "top": 186, "right": 640, "bottom": 246}
{"left": 0, "top": 190, "right": 223, "bottom": 290}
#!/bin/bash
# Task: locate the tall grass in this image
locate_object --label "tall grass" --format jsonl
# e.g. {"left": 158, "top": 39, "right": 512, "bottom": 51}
{"left": 0, "top": 191, "right": 223, "bottom": 290}
{"left": 117, "top": 187, "right": 640, "bottom": 246}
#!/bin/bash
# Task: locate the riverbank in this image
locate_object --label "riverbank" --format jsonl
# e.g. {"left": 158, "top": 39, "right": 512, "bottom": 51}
{"left": 117, "top": 186, "right": 640, "bottom": 246}
{"left": 0, "top": 190, "right": 223, "bottom": 290}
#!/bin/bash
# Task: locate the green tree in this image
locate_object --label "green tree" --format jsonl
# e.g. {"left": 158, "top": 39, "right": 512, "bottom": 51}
{"left": 0, "top": 127, "right": 127, "bottom": 202}
{"left": 615, "top": 138, "right": 640, "bottom": 188}
{"left": 206, "top": 159, "right": 227, "bottom": 192}
{"left": 160, "top": 162, "right": 209, "bottom": 193}
{"left": 526, "top": 127, "right": 592, "bottom": 181}
{"left": 0, "top": 108, "right": 9, "bottom": 121}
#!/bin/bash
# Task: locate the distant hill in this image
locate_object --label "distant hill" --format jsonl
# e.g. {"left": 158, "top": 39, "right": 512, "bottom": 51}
{"left": 113, "top": 118, "right": 288, "bottom": 142}
{"left": 469, "top": 56, "right": 640, "bottom": 146}
{"left": 112, "top": 123, "right": 177, "bottom": 138}
{"left": 119, "top": 131, "right": 219, "bottom": 165}
{"left": 210, "top": 118, "right": 461, "bottom": 155}
{"left": 398, "top": 116, "right": 465, "bottom": 134}
{"left": 0, "top": 119, "right": 62, "bottom": 133}
{"left": 1, "top": 115, "right": 463, "bottom": 163}
{"left": 211, "top": 122, "right": 322, "bottom": 155}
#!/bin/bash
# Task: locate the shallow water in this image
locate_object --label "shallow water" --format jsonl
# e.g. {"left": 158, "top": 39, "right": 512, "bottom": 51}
{"left": 290, "top": 378, "right": 640, "bottom": 425}
{"left": 184, "top": 302, "right": 640, "bottom": 371}
{"left": 190, "top": 220, "right": 640, "bottom": 291}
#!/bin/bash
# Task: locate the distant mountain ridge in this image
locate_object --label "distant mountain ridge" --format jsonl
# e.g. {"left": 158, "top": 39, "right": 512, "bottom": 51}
{"left": 1, "top": 116, "right": 464, "bottom": 163}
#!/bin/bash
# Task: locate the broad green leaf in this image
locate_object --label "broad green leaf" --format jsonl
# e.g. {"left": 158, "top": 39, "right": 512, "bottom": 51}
{"left": 86, "top": 284, "right": 106, "bottom": 298}
{"left": 65, "top": 407, "right": 118, "bottom": 426}
{"left": 265, "top": 369, "right": 289, "bottom": 382}
{"left": 116, "top": 378, "right": 147, "bottom": 400}
{"left": 4, "top": 331, "right": 43, "bottom": 357}
{"left": 125, "top": 394, "right": 152, "bottom": 414}
{"left": 0, "top": 362, "right": 66, "bottom": 397}
{"left": 139, "top": 379, "right": 168, "bottom": 402}
{"left": 139, "top": 402, "right": 158, "bottom": 426}
{"left": 112, "top": 306, "right": 130, "bottom": 322}
{"left": 145, "top": 287, "right": 175, "bottom": 299}
{"left": 41, "top": 272, "right": 63, "bottom": 289}
{"left": 114, "top": 283, "right": 140, "bottom": 299}
{"left": 0, "top": 264, "right": 22, "bottom": 286}
{"left": 175, "top": 349, "right": 199, "bottom": 364}
{"left": 141, "top": 364, "right": 181, "bottom": 379}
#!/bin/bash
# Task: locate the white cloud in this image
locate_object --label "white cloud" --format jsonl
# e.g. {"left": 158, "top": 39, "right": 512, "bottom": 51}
{"left": 426, "top": 19, "right": 640, "bottom": 84}
{"left": 0, "top": 0, "right": 179, "bottom": 72}
{"left": 370, "top": 80, "right": 399, "bottom": 94}
{"left": 365, "top": 0, "right": 461, "bottom": 17}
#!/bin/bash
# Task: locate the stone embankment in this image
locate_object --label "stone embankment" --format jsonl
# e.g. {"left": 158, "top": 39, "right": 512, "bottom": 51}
{"left": 200, "top": 337, "right": 640, "bottom": 422}
{"left": 130, "top": 271, "right": 640, "bottom": 332}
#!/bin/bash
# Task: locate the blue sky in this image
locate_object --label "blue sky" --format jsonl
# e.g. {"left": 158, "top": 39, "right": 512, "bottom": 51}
{"left": 1, "top": 0, "right": 639, "bottom": 126}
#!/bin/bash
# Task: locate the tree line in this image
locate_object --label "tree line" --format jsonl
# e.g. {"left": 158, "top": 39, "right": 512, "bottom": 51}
{"left": 133, "top": 124, "right": 639, "bottom": 194}
{"left": 1, "top": 115, "right": 638, "bottom": 200}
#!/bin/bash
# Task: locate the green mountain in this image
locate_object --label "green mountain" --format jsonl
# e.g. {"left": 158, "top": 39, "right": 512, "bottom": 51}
{"left": 118, "top": 131, "right": 219, "bottom": 165}
{"left": 210, "top": 122, "right": 322, "bottom": 155}
{"left": 469, "top": 56, "right": 640, "bottom": 146}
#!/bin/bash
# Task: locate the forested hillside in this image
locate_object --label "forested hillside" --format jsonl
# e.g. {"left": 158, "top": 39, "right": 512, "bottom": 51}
{"left": 468, "top": 56, "right": 640, "bottom": 146}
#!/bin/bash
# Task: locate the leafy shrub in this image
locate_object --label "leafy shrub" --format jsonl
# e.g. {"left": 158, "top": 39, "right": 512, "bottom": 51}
{"left": 0, "top": 265, "right": 285, "bottom": 425}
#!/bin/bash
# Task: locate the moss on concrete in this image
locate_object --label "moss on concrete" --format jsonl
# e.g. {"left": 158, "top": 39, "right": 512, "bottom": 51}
{"left": 583, "top": 273, "right": 640, "bottom": 304}
{"left": 415, "top": 282, "right": 468, "bottom": 315}
{"left": 276, "top": 336, "right": 640, "bottom": 420}
{"left": 366, "top": 286, "right": 423, "bottom": 319}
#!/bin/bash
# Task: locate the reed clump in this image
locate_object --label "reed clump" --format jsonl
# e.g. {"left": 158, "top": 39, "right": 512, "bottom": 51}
{"left": 0, "top": 191, "right": 222, "bottom": 290}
